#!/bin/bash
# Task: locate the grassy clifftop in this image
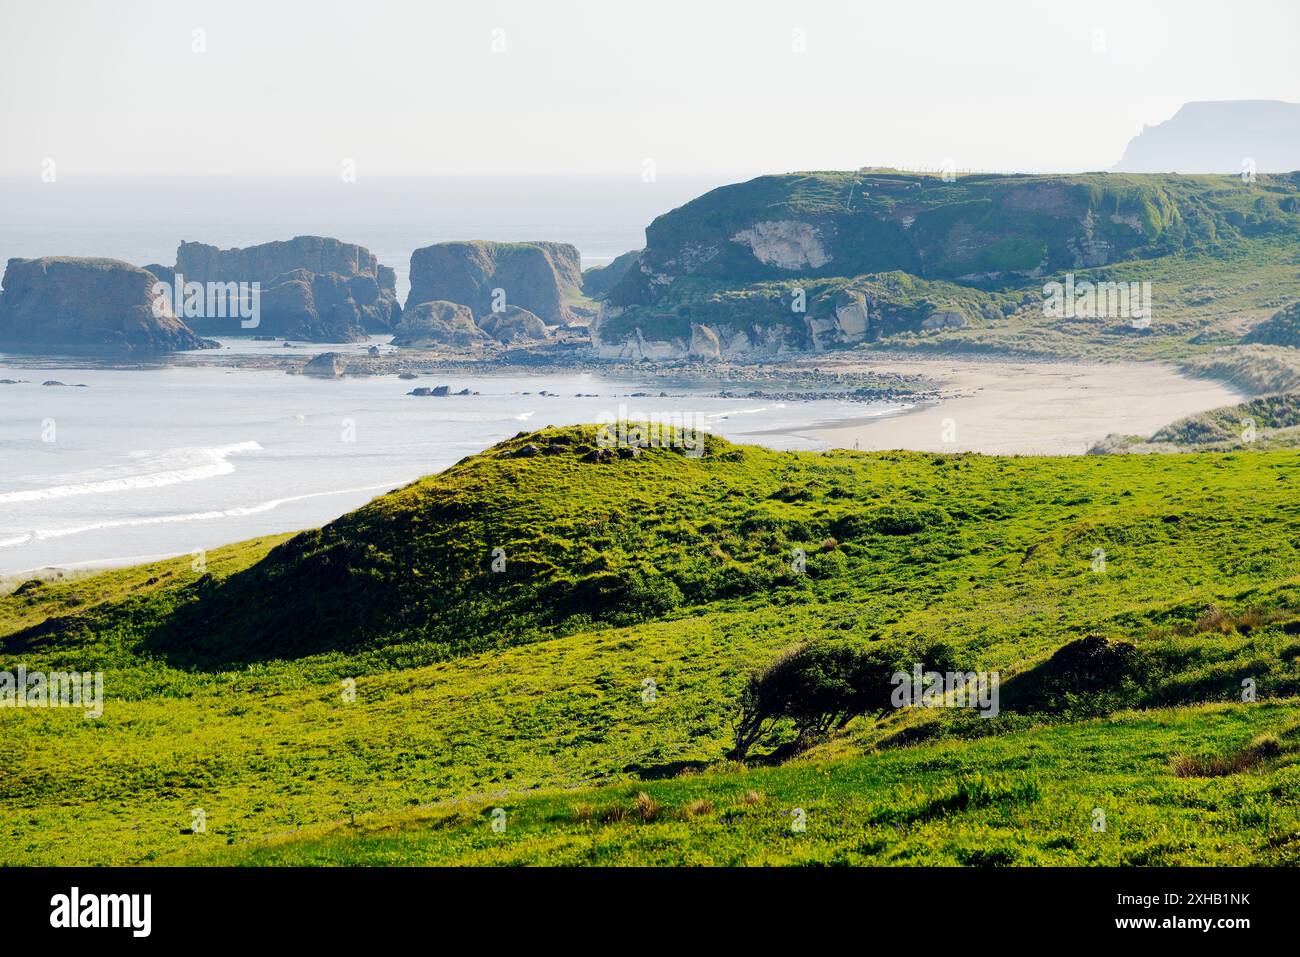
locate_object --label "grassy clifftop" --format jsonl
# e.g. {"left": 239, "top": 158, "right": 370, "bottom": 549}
{"left": 3, "top": 430, "right": 1300, "bottom": 864}
{"left": 612, "top": 170, "right": 1300, "bottom": 299}
{"left": 597, "top": 170, "right": 1300, "bottom": 365}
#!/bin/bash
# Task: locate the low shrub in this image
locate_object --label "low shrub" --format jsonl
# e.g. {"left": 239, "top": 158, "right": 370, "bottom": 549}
{"left": 631, "top": 792, "right": 661, "bottom": 822}
{"left": 681, "top": 799, "right": 715, "bottom": 818}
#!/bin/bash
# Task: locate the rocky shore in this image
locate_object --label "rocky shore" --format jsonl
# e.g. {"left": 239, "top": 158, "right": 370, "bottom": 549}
{"left": 154, "top": 342, "right": 941, "bottom": 402}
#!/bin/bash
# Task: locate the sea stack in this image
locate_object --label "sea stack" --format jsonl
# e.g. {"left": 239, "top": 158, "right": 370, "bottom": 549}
{"left": 172, "top": 236, "right": 402, "bottom": 341}
{"left": 405, "top": 240, "right": 586, "bottom": 327}
{"left": 0, "top": 257, "right": 214, "bottom": 355}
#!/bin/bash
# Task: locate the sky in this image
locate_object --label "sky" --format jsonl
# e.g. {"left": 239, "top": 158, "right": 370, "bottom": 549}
{"left": 1, "top": 0, "right": 1298, "bottom": 180}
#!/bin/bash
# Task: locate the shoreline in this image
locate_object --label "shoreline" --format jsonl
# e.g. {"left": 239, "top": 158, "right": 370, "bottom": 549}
{"left": 0, "top": 351, "right": 1256, "bottom": 579}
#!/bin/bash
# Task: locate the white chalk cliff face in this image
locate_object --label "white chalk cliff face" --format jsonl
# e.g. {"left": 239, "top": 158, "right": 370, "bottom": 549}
{"left": 834, "top": 292, "right": 869, "bottom": 338}
{"left": 730, "top": 220, "right": 831, "bottom": 270}
{"left": 688, "top": 322, "right": 721, "bottom": 359}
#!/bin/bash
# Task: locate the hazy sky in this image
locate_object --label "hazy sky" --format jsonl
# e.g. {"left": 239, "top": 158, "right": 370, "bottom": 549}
{"left": 2, "top": 0, "right": 1298, "bottom": 179}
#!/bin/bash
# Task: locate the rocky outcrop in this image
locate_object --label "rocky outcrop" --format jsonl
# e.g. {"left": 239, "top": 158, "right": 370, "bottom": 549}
{"left": 478, "top": 304, "right": 550, "bottom": 344}
{"left": 406, "top": 241, "right": 587, "bottom": 326}
{"left": 391, "top": 301, "right": 492, "bottom": 350}
{"left": 0, "top": 257, "right": 214, "bottom": 355}
{"left": 581, "top": 249, "right": 641, "bottom": 300}
{"left": 177, "top": 236, "right": 389, "bottom": 286}
{"left": 143, "top": 263, "right": 175, "bottom": 286}
{"left": 687, "top": 322, "right": 721, "bottom": 359}
{"left": 1114, "top": 100, "right": 1300, "bottom": 174}
{"left": 731, "top": 220, "right": 831, "bottom": 270}
{"left": 172, "top": 236, "right": 401, "bottom": 340}
{"left": 302, "top": 352, "right": 348, "bottom": 378}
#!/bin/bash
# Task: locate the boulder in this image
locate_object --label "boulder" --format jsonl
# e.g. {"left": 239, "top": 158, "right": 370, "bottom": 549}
{"left": 302, "top": 352, "right": 348, "bottom": 378}
{"left": 833, "top": 290, "right": 870, "bottom": 338}
{"left": 503, "top": 442, "right": 542, "bottom": 458}
{"left": 0, "top": 257, "right": 214, "bottom": 355}
{"left": 406, "top": 241, "right": 585, "bottom": 326}
{"left": 391, "top": 301, "right": 492, "bottom": 349}
{"left": 478, "top": 304, "right": 550, "bottom": 343}
{"left": 921, "top": 309, "right": 968, "bottom": 331}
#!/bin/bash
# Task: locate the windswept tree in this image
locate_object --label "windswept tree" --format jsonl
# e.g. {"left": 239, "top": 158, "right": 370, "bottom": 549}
{"left": 730, "top": 640, "right": 953, "bottom": 760}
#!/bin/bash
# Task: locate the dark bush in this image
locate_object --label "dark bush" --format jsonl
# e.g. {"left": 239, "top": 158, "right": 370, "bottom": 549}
{"left": 730, "top": 640, "right": 952, "bottom": 759}
{"left": 1001, "top": 634, "right": 1152, "bottom": 714}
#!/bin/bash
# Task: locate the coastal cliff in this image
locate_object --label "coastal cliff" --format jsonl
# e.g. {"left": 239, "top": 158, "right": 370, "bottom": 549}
{"left": 590, "top": 270, "right": 994, "bottom": 360}
{"left": 593, "top": 170, "right": 1300, "bottom": 360}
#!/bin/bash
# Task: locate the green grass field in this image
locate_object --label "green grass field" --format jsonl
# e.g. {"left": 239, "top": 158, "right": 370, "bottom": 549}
{"left": 3, "top": 427, "right": 1299, "bottom": 865}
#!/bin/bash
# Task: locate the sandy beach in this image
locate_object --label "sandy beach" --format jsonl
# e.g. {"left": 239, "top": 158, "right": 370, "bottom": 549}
{"left": 800, "top": 358, "right": 1248, "bottom": 455}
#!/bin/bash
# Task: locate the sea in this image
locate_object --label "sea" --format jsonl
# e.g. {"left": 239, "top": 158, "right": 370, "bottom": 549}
{"left": 0, "top": 176, "right": 906, "bottom": 576}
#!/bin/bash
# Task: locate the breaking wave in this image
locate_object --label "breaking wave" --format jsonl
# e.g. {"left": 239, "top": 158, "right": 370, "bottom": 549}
{"left": 0, "top": 442, "right": 263, "bottom": 504}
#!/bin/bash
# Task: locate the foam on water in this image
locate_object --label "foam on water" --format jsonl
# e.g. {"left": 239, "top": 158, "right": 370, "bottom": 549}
{"left": 0, "top": 442, "right": 263, "bottom": 503}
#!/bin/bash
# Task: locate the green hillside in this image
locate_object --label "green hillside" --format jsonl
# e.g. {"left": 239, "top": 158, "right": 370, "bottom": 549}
{"left": 2, "top": 428, "right": 1300, "bottom": 865}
